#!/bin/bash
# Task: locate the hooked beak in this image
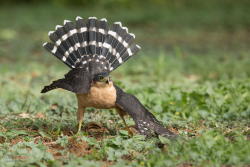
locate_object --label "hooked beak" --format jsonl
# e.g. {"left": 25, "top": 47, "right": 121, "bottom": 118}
{"left": 106, "top": 76, "right": 111, "bottom": 84}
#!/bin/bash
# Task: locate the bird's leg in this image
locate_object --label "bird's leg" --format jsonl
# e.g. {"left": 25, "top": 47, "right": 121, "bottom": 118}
{"left": 116, "top": 108, "right": 133, "bottom": 136}
{"left": 77, "top": 106, "right": 85, "bottom": 134}
{"left": 120, "top": 115, "right": 133, "bottom": 136}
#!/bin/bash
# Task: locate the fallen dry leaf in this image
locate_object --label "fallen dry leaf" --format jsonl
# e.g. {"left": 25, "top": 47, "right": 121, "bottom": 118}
{"left": 19, "top": 113, "right": 30, "bottom": 119}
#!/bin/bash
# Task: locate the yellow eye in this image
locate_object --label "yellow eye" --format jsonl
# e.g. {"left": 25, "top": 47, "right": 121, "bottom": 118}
{"left": 99, "top": 76, "right": 105, "bottom": 81}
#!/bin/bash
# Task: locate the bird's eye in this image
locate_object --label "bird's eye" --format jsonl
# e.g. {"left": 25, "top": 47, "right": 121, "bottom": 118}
{"left": 99, "top": 76, "right": 104, "bottom": 80}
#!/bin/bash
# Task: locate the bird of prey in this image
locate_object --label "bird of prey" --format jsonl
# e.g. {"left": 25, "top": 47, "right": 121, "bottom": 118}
{"left": 41, "top": 16, "right": 176, "bottom": 138}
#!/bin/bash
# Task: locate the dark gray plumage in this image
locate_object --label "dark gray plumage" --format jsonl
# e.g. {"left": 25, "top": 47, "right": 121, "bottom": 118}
{"left": 114, "top": 85, "right": 177, "bottom": 138}
{"left": 41, "top": 68, "right": 91, "bottom": 94}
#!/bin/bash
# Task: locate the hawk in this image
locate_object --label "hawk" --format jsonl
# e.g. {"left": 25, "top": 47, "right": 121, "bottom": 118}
{"left": 41, "top": 16, "right": 176, "bottom": 138}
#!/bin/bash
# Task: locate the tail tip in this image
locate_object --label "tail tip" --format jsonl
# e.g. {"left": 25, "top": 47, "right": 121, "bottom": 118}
{"left": 136, "top": 44, "right": 141, "bottom": 49}
{"left": 76, "top": 16, "right": 83, "bottom": 20}
{"left": 64, "top": 20, "right": 71, "bottom": 25}
{"left": 130, "top": 33, "right": 135, "bottom": 38}
{"left": 114, "top": 21, "right": 122, "bottom": 26}
{"left": 42, "top": 42, "right": 48, "bottom": 47}
{"left": 122, "top": 26, "right": 128, "bottom": 33}
{"left": 88, "top": 16, "right": 97, "bottom": 20}
{"left": 100, "top": 18, "right": 107, "bottom": 22}
{"left": 48, "top": 31, "right": 54, "bottom": 36}
{"left": 55, "top": 25, "right": 63, "bottom": 30}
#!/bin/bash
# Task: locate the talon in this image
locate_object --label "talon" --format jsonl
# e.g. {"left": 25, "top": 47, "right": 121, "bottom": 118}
{"left": 126, "top": 127, "right": 134, "bottom": 136}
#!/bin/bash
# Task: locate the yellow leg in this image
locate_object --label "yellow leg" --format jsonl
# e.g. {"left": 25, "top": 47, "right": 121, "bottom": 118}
{"left": 120, "top": 115, "right": 128, "bottom": 129}
{"left": 116, "top": 108, "right": 133, "bottom": 136}
{"left": 77, "top": 119, "right": 83, "bottom": 133}
{"left": 77, "top": 107, "right": 85, "bottom": 134}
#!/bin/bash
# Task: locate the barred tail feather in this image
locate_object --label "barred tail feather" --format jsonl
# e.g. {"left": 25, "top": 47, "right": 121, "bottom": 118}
{"left": 63, "top": 20, "right": 82, "bottom": 63}
{"left": 54, "top": 24, "right": 80, "bottom": 63}
{"left": 43, "top": 42, "right": 73, "bottom": 68}
{"left": 47, "top": 31, "right": 77, "bottom": 67}
{"left": 75, "top": 16, "right": 89, "bottom": 60}
{"left": 87, "top": 17, "right": 98, "bottom": 55}
{"left": 110, "top": 44, "right": 141, "bottom": 71}
{"left": 43, "top": 16, "right": 141, "bottom": 71}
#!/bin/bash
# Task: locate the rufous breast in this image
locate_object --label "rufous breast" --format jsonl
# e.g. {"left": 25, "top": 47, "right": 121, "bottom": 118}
{"left": 76, "top": 81, "right": 117, "bottom": 109}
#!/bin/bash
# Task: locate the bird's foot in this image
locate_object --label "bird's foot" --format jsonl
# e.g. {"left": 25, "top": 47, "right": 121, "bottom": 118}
{"left": 126, "top": 127, "right": 134, "bottom": 136}
{"left": 84, "top": 122, "right": 102, "bottom": 130}
{"left": 122, "top": 125, "right": 137, "bottom": 136}
{"left": 84, "top": 122, "right": 109, "bottom": 136}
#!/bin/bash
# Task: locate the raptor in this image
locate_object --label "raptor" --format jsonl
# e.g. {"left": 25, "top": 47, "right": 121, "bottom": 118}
{"left": 41, "top": 16, "right": 176, "bottom": 138}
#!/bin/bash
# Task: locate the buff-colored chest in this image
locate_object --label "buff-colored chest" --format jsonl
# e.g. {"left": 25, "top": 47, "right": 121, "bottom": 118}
{"left": 76, "top": 82, "right": 116, "bottom": 109}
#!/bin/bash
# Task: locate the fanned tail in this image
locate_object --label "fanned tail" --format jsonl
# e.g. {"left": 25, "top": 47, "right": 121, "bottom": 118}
{"left": 43, "top": 17, "right": 141, "bottom": 72}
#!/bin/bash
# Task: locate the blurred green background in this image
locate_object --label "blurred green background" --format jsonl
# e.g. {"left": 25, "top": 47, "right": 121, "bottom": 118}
{"left": 0, "top": 0, "right": 250, "bottom": 80}
{"left": 0, "top": 0, "right": 250, "bottom": 167}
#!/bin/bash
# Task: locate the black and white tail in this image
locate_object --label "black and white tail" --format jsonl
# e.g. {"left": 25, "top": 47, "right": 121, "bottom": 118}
{"left": 43, "top": 16, "right": 141, "bottom": 72}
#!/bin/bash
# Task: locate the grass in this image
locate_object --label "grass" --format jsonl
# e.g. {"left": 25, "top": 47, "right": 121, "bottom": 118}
{"left": 0, "top": 3, "right": 250, "bottom": 167}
